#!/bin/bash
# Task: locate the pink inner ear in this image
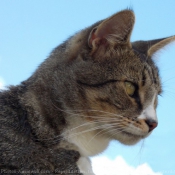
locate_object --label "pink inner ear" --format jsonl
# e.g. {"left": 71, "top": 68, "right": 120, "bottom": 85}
{"left": 89, "top": 27, "right": 106, "bottom": 48}
{"left": 88, "top": 22, "right": 114, "bottom": 48}
{"left": 88, "top": 28, "right": 97, "bottom": 48}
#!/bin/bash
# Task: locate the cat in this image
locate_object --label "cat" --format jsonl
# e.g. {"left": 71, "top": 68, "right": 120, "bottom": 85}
{"left": 0, "top": 9, "right": 175, "bottom": 175}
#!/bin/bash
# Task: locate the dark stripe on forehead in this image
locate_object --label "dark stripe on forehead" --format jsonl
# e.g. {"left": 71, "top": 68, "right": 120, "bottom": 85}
{"left": 148, "top": 63, "right": 159, "bottom": 86}
{"left": 151, "top": 65, "right": 159, "bottom": 85}
{"left": 142, "top": 68, "right": 147, "bottom": 87}
{"left": 143, "top": 64, "right": 154, "bottom": 85}
{"left": 152, "top": 68, "right": 157, "bottom": 85}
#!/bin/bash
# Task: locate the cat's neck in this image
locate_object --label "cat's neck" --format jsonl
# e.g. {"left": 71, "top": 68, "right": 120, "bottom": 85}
{"left": 62, "top": 116, "right": 110, "bottom": 157}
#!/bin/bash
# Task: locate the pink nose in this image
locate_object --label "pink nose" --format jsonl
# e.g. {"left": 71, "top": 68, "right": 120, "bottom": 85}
{"left": 145, "top": 119, "right": 158, "bottom": 132}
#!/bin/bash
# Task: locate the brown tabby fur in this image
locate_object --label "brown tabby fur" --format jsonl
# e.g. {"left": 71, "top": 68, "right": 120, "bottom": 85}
{"left": 0, "top": 9, "right": 174, "bottom": 175}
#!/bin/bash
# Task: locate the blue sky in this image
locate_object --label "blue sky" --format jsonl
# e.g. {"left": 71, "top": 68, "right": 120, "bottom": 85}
{"left": 0, "top": 1, "right": 175, "bottom": 175}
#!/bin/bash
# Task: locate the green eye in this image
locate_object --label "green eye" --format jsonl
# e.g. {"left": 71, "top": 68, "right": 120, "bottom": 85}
{"left": 125, "top": 81, "right": 136, "bottom": 96}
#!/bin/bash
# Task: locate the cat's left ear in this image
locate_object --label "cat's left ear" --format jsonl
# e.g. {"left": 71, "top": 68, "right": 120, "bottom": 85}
{"left": 88, "top": 10, "right": 135, "bottom": 52}
{"left": 132, "top": 36, "right": 175, "bottom": 57}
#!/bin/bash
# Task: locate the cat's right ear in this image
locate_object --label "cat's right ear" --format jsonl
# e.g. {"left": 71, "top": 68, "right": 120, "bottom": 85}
{"left": 132, "top": 36, "right": 175, "bottom": 57}
{"left": 88, "top": 10, "right": 135, "bottom": 53}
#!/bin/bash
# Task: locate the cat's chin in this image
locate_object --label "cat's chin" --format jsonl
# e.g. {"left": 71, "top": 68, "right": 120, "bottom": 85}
{"left": 112, "top": 131, "right": 149, "bottom": 145}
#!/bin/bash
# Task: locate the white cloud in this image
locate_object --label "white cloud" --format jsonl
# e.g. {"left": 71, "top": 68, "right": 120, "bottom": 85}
{"left": 0, "top": 77, "right": 5, "bottom": 89}
{"left": 91, "top": 156, "right": 162, "bottom": 175}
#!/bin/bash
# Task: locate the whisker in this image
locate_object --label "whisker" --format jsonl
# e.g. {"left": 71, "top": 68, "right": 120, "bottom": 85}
{"left": 51, "top": 101, "right": 125, "bottom": 118}
{"left": 81, "top": 116, "right": 123, "bottom": 121}
{"left": 47, "top": 117, "right": 137, "bottom": 147}
{"left": 62, "top": 117, "right": 124, "bottom": 135}
{"left": 162, "top": 76, "right": 175, "bottom": 84}
{"left": 65, "top": 123, "right": 121, "bottom": 139}
{"left": 49, "top": 121, "right": 128, "bottom": 146}
{"left": 92, "top": 125, "right": 127, "bottom": 143}
{"left": 34, "top": 114, "right": 137, "bottom": 147}
{"left": 132, "top": 139, "right": 145, "bottom": 166}
{"left": 33, "top": 117, "right": 125, "bottom": 144}
{"left": 59, "top": 123, "right": 116, "bottom": 142}
{"left": 40, "top": 100, "right": 139, "bottom": 147}
{"left": 105, "top": 127, "right": 127, "bottom": 140}
{"left": 100, "top": 118, "right": 138, "bottom": 140}
{"left": 87, "top": 124, "right": 126, "bottom": 145}
{"left": 87, "top": 120, "right": 134, "bottom": 145}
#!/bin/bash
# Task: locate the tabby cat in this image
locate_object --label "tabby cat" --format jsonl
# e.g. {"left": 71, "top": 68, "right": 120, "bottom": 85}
{"left": 0, "top": 9, "right": 174, "bottom": 175}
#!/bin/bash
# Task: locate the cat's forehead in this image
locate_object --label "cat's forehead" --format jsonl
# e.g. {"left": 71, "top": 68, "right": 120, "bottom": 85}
{"left": 75, "top": 48, "right": 159, "bottom": 90}
{"left": 100, "top": 49, "right": 151, "bottom": 80}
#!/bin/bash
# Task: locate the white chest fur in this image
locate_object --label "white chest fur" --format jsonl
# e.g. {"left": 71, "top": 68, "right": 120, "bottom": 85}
{"left": 77, "top": 157, "right": 95, "bottom": 175}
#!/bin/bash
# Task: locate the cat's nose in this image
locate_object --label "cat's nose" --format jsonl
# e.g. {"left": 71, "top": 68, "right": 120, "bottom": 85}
{"left": 145, "top": 119, "right": 158, "bottom": 132}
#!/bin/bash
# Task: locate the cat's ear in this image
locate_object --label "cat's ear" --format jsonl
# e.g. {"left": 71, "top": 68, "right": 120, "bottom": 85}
{"left": 132, "top": 36, "right": 175, "bottom": 57}
{"left": 88, "top": 10, "right": 135, "bottom": 51}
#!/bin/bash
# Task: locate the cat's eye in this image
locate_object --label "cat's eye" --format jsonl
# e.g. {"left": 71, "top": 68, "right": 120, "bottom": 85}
{"left": 124, "top": 81, "right": 136, "bottom": 96}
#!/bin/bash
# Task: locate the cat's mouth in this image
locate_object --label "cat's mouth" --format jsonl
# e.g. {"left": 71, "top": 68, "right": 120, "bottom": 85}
{"left": 121, "top": 118, "right": 157, "bottom": 137}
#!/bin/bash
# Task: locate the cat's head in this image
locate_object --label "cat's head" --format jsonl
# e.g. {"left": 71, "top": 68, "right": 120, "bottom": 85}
{"left": 49, "top": 10, "right": 175, "bottom": 145}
